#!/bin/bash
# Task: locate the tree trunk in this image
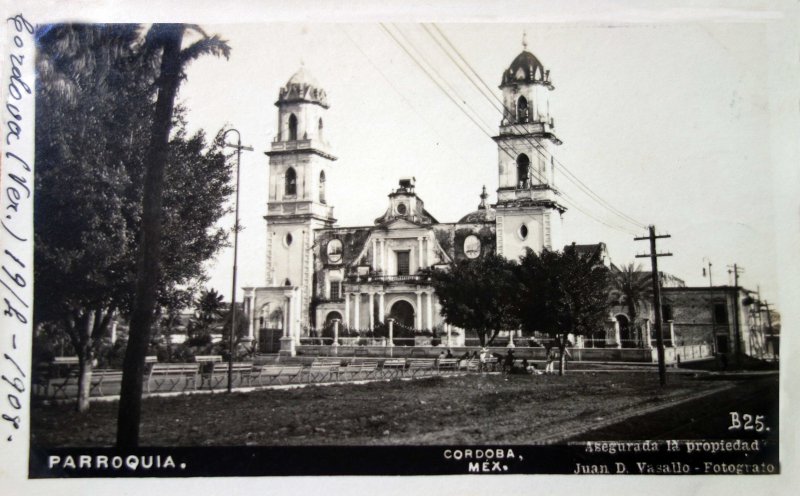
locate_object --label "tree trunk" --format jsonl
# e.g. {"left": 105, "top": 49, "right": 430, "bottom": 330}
{"left": 76, "top": 347, "right": 93, "bottom": 412}
{"left": 73, "top": 311, "right": 95, "bottom": 412}
{"left": 558, "top": 334, "right": 568, "bottom": 376}
{"left": 116, "top": 24, "right": 185, "bottom": 449}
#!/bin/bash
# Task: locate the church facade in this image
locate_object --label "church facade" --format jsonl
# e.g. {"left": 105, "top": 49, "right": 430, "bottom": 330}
{"left": 242, "top": 44, "right": 568, "bottom": 354}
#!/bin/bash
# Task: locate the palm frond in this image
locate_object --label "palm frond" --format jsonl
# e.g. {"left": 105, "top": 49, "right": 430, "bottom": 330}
{"left": 180, "top": 35, "right": 231, "bottom": 65}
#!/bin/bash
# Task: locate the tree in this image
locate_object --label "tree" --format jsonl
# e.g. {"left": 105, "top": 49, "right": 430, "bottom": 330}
{"left": 34, "top": 24, "right": 231, "bottom": 415}
{"left": 35, "top": 24, "right": 157, "bottom": 412}
{"left": 608, "top": 263, "right": 653, "bottom": 347}
{"left": 190, "top": 288, "right": 225, "bottom": 336}
{"left": 117, "top": 24, "right": 230, "bottom": 449}
{"left": 431, "top": 253, "right": 519, "bottom": 347}
{"left": 516, "top": 246, "right": 610, "bottom": 375}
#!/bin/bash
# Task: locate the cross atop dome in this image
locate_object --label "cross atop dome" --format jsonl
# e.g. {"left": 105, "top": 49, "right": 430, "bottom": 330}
{"left": 479, "top": 185, "right": 488, "bottom": 209}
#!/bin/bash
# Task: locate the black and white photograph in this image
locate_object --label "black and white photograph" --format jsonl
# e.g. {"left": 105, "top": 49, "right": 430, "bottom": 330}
{"left": 1, "top": 0, "right": 797, "bottom": 494}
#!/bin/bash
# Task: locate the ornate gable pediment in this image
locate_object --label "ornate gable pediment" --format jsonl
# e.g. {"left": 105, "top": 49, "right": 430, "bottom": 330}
{"left": 383, "top": 218, "right": 423, "bottom": 230}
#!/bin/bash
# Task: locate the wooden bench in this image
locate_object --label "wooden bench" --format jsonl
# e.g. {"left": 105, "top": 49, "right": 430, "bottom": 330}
{"left": 341, "top": 359, "right": 379, "bottom": 380}
{"left": 147, "top": 363, "right": 200, "bottom": 393}
{"left": 250, "top": 364, "right": 305, "bottom": 386}
{"left": 89, "top": 369, "right": 123, "bottom": 396}
{"left": 202, "top": 362, "right": 254, "bottom": 389}
{"left": 308, "top": 359, "right": 343, "bottom": 382}
{"left": 381, "top": 358, "right": 406, "bottom": 378}
{"left": 406, "top": 358, "right": 437, "bottom": 378}
{"left": 49, "top": 368, "right": 80, "bottom": 398}
{"left": 437, "top": 358, "right": 459, "bottom": 372}
{"left": 460, "top": 358, "right": 479, "bottom": 371}
{"left": 194, "top": 355, "right": 223, "bottom": 363}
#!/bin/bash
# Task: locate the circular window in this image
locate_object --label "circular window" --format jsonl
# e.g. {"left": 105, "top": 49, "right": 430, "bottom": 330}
{"left": 518, "top": 224, "right": 529, "bottom": 240}
{"left": 326, "top": 239, "right": 343, "bottom": 264}
{"left": 284, "top": 233, "right": 293, "bottom": 247}
{"left": 396, "top": 203, "right": 407, "bottom": 215}
{"left": 464, "top": 235, "right": 481, "bottom": 259}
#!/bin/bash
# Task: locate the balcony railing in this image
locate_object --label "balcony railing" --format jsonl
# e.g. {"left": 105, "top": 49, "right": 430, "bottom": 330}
{"left": 345, "top": 274, "right": 431, "bottom": 283}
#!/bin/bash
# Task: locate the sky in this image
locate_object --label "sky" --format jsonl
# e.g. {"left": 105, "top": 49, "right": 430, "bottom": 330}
{"left": 172, "top": 19, "right": 791, "bottom": 306}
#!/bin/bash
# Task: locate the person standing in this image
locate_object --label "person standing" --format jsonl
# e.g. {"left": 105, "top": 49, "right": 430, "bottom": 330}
{"left": 503, "top": 349, "right": 515, "bottom": 380}
{"left": 545, "top": 344, "right": 559, "bottom": 375}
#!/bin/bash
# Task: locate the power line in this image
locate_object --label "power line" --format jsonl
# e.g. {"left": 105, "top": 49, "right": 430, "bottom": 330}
{"left": 425, "top": 23, "right": 647, "bottom": 231}
{"left": 382, "top": 24, "right": 640, "bottom": 236}
{"left": 381, "top": 23, "right": 635, "bottom": 234}
{"left": 338, "top": 25, "right": 481, "bottom": 175}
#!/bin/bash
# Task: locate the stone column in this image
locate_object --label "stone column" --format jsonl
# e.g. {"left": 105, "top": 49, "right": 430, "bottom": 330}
{"left": 415, "top": 291, "right": 422, "bottom": 329}
{"left": 387, "top": 318, "right": 395, "bottom": 347}
{"left": 381, "top": 239, "right": 386, "bottom": 272}
{"left": 294, "top": 290, "right": 302, "bottom": 344}
{"left": 378, "top": 292, "right": 385, "bottom": 322}
{"left": 644, "top": 319, "right": 653, "bottom": 349}
{"left": 426, "top": 291, "right": 433, "bottom": 331}
{"left": 368, "top": 292, "right": 375, "bottom": 329}
{"left": 243, "top": 289, "right": 255, "bottom": 341}
{"left": 332, "top": 319, "right": 340, "bottom": 347}
{"left": 280, "top": 293, "right": 296, "bottom": 356}
{"left": 667, "top": 320, "right": 676, "bottom": 347}
{"left": 605, "top": 317, "right": 621, "bottom": 349}
{"left": 417, "top": 237, "right": 424, "bottom": 269}
{"left": 446, "top": 324, "right": 452, "bottom": 348}
{"left": 344, "top": 292, "right": 350, "bottom": 328}
{"left": 353, "top": 292, "right": 360, "bottom": 331}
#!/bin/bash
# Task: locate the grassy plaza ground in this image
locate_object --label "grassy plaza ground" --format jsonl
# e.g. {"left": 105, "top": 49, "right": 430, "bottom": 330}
{"left": 30, "top": 370, "right": 777, "bottom": 447}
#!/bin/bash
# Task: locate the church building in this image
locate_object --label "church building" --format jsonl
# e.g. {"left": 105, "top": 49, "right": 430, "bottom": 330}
{"left": 242, "top": 41, "right": 568, "bottom": 354}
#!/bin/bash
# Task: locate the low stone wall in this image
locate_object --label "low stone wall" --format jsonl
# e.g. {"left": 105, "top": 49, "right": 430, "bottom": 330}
{"left": 294, "top": 345, "right": 670, "bottom": 363}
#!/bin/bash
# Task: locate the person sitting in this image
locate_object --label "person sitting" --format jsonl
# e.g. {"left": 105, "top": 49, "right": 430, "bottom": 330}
{"left": 445, "top": 349, "right": 454, "bottom": 359}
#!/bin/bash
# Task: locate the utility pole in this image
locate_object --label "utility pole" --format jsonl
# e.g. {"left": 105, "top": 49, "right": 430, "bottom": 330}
{"left": 702, "top": 257, "right": 713, "bottom": 287}
{"left": 223, "top": 129, "right": 254, "bottom": 394}
{"left": 635, "top": 225, "right": 672, "bottom": 387}
{"left": 728, "top": 264, "right": 744, "bottom": 362}
{"left": 761, "top": 300, "right": 775, "bottom": 362}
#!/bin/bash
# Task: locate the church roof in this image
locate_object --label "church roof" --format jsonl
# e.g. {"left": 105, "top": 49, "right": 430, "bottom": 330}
{"left": 458, "top": 208, "right": 496, "bottom": 224}
{"left": 501, "top": 50, "right": 549, "bottom": 87}
{"left": 277, "top": 65, "right": 329, "bottom": 108}
{"left": 458, "top": 185, "right": 496, "bottom": 223}
{"left": 286, "top": 66, "right": 319, "bottom": 88}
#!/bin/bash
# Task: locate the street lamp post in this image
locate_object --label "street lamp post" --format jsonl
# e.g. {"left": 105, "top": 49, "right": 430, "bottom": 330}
{"left": 223, "top": 128, "right": 253, "bottom": 393}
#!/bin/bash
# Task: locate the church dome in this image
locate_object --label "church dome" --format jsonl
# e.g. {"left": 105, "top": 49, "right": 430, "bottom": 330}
{"left": 458, "top": 207, "right": 496, "bottom": 224}
{"left": 286, "top": 66, "right": 319, "bottom": 88}
{"left": 277, "top": 65, "right": 329, "bottom": 108}
{"left": 458, "top": 186, "right": 496, "bottom": 223}
{"left": 501, "top": 50, "right": 547, "bottom": 87}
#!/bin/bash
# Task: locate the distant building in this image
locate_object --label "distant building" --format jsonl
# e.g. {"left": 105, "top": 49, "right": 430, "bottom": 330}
{"left": 239, "top": 41, "right": 774, "bottom": 363}
{"left": 244, "top": 42, "right": 567, "bottom": 354}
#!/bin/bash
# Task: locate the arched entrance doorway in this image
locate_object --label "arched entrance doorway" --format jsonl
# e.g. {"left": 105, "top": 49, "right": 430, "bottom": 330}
{"left": 389, "top": 300, "right": 415, "bottom": 329}
{"left": 616, "top": 314, "right": 633, "bottom": 348}
{"left": 321, "top": 311, "right": 342, "bottom": 345}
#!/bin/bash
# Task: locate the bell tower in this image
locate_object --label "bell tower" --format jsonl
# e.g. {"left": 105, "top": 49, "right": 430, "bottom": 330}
{"left": 264, "top": 66, "right": 336, "bottom": 325}
{"left": 494, "top": 34, "right": 566, "bottom": 259}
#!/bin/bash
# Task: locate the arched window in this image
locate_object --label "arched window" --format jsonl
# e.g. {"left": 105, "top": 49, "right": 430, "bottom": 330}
{"left": 516, "top": 154, "right": 530, "bottom": 188}
{"left": 517, "top": 96, "right": 529, "bottom": 123}
{"left": 285, "top": 167, "right": 297, "bottom": 196}
{"left": 319, "top": 171, "right": 326, "bottom": 204}
{"left": 318, "top": 117, "right": 324, "bottom": 140}
{"left": 288, "top": 114, "right": 298, "bottom": 141}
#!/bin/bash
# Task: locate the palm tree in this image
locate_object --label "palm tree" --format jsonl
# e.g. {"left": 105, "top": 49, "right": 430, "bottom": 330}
{"left": 608, "top": 263, "right": 653, "bottom": 347}
{"left": 118, "top": 24, "right": 230, "bottom": 448}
